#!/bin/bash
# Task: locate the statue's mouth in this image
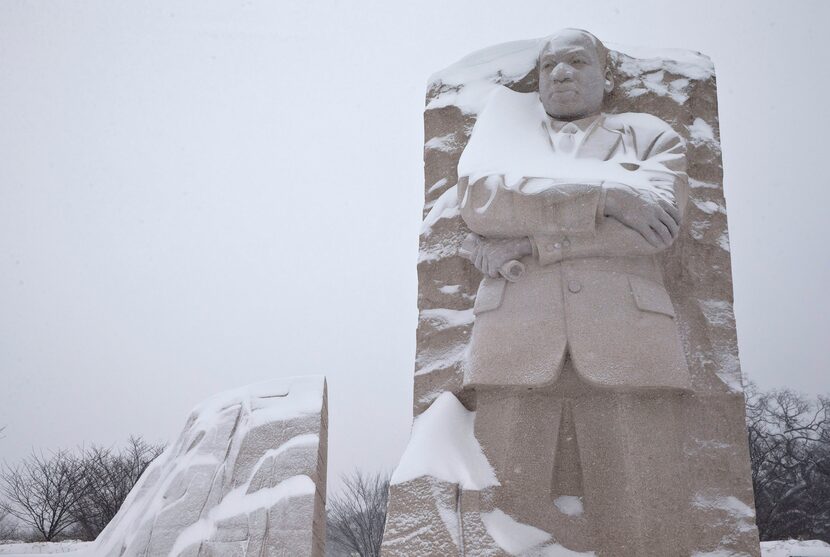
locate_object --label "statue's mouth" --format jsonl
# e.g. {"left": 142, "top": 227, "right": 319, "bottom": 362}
{"left": 549, "top": 88, "right": 579, "bottom": 98}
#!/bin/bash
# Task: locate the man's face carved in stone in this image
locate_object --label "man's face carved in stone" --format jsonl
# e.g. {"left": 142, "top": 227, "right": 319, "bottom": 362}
{"left": 538, "top": 30, "right": 613, "bottom": 120}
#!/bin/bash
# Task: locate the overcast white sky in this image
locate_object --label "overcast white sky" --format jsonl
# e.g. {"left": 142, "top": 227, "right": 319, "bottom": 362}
{"left": 1, "top": 0, "right": 829, "bottom": 492}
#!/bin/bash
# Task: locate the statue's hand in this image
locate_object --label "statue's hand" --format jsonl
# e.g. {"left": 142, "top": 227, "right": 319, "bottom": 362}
{"left": 469, "top": 237, "right": 532, "bottom": 278}
{"left": 604, "top": 184, "right": 681, "bottom": 248}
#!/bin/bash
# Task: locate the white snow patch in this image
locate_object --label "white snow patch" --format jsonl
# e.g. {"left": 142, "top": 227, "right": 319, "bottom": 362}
{"left": 170, "top": 475, "right": 315, "bottom": 555}
{"left": 692, "top": 199, "right": 723, "bottom": 215}
{"left": 438, "top": 284, "right": 462, "bottom": 294}
{"left": 693, "top": 493, "right": 755, "bottom": 518}
{"left": 0, "top": 541, "right": 92, "bottom": 555}
{"left": 714, "top": 351, "right": 743, "bottom": 393}
{"left": 428, "top": 177, "right": 449, "bottom": 194}
{"left": 190, "top": 375, "right": 325, "bottom": 428}
{"left": 717, "top": 231, "right": 730, "bottom": 251}
{"left": 420, "top": 307, "right": 474, "bottom": 330}
{"left": 537, "top": 545, "right": 596, "bottom": 557}
{"left": 425, "top": 133, "right": 459, "bottom": 152}
{"left": 620, "top": 70, "right": 690, "bottom": 104}
{"left": 688, "top": 117, "right": 717, "bottom": 145}
{"left": 421, "top": 185, "right": 459, "bottom": 236}
{"left": 414, "top": 341, "right": 468, "bottom": 376}
{"left": 690, "top": 219, "right": 711, "bottom": 241}
{"left": 761, "top": 540, "right": 830, "bottom": 557}
{"left": 435, "top": 484, "right": 461, "bottom": 549}
{"left": 692, "top": 549, "right": 751, "bottom": 557}
{"left": 391, "top": 392, "right": 498, "bottom": 490}
{"left": 689, "top": 178, "right": 720, "bottom": 189}
{"left": 553, "top": 495, "right": 584, "bottom": 517}
{"left": 428, "top": 39, "right": 540, "bottom": 114}
{"left": 419, "top": 237, "right": 463, "bottom": 264}
{"left": 480, "top": 509, "right": 593, "bottom": 557}
{"left": 481, "top": 509, "right": 551, "bottom": 555}
{"left": 699, "top": 299, "right": 734, "bottom": 328}
{"left": 609, "top": 43, "right": 715, "bottom": 81}
{"left": 428, "top": 37, "right": 713, "bottom": 115}
{"left": 458, "top": 87, "right": 682, "bottom": 204}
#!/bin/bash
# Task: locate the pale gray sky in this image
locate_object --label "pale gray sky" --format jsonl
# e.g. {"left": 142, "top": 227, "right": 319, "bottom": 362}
{"left": 1, "top": 0, "right": 828, "bottom": 491}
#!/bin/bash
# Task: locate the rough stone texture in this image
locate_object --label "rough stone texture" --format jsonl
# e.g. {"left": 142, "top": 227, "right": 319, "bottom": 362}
{"left": 383, "top": 35, "right": 760, "bottom": 556}
{"left": 93, "top": 376, "right": 327, "bottom": 557}
{"left": 381, "top": 476, "right": 461, "bottom": 557}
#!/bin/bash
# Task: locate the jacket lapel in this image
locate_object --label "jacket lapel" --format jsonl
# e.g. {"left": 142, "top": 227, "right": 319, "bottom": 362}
{"left": 576, "top": 116, "right": 624, "bottom": 161}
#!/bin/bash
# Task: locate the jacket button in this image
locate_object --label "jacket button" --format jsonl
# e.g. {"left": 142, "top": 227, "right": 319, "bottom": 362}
{"left": 562, "top": 239, "right": 571, "bottom": 248}
{"left": 568, "top": 280, "right": 582, "bottom": 293}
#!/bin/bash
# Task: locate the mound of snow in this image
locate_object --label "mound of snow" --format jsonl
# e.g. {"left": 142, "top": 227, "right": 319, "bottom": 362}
{"left": 391, "top": 391, "right": 497, "bottom": 490}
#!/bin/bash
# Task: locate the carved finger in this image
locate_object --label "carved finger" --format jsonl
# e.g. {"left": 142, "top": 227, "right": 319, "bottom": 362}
{"left": 659, "top": 200, "right": 681, "bottom": 225}
{"left": 481, "top": 253, "right": 492, "bottom": 277}
{"left": 475, "top": 249, "right": 485, "bottom": 274}
{"left": 652, "top": 220, "right": 673, "bottom": 245}
{"left": 659, "top": 211, "right": 680, "bottom": 238}
{"left": 641, "top": 225, "right": 664, "bottom": 248}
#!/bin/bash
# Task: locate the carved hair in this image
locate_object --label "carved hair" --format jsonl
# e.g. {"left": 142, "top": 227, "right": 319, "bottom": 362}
{"left": 538, "top": 28, "right": 609, "bottom": 72}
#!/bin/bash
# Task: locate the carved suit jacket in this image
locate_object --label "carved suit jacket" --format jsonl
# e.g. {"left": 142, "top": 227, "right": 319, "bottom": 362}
{"left": 458, "top": 86, "right": 690, "bottom": 391}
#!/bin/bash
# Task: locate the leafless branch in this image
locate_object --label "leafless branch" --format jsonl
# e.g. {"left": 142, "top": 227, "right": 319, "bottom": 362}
{"left": 747, "top": 384, "right": 830, "bottom": 542}
{"left": 326, "top": 470, "right": 390, "bottom": 557}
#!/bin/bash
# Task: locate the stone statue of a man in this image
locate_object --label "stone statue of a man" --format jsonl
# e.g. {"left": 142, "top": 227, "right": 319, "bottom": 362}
{"left": 458, "top": 28, "right": 693, "bottom": 554}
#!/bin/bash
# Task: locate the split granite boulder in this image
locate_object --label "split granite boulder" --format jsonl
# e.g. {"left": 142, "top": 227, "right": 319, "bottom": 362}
{"left": 93, "top": 375, "right": 328, "bottom": 557}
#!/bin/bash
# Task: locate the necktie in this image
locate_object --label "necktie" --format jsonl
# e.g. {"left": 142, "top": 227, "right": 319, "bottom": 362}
{"left": 557, "top": 122, "right": 579, "bottom": 154}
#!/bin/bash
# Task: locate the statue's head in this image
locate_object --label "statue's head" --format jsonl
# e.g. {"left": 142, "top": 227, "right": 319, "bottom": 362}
{"left": 537, "top": 29, "right": 613, "bottom": 121}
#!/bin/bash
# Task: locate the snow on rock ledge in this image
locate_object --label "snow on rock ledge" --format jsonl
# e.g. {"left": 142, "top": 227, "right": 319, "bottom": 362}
{"left": 391, "top": 392, "right": 497, "bottom": 490}
{"left": 93, "top": 376, "right": 328, "bottom": 557}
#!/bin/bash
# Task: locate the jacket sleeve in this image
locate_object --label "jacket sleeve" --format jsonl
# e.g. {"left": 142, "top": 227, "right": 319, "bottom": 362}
{"left": 458, "top": 175, "right": 605, "bottom": 239}
{"left": 529, "top": 126, "right": 688, "bottom": 265}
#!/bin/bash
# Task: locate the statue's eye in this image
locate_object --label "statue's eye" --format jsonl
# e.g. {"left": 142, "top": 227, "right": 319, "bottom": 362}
{"left": 572, "top": 58, "right": 585, "bottom": 66}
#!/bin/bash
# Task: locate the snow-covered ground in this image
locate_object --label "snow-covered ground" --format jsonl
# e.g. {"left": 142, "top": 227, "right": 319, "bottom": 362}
{"left": 1, "top": 539, "right": 828, "bottom": 556}
{"left": 0, "top": 541, "right": 92, "bottom": 555}
{"left": 761, "top": 540, "right": 830, "bottom": 557}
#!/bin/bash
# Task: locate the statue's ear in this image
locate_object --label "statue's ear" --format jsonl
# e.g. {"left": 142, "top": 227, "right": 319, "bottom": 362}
{"left": 604, "top": 68, "right": 614, "bottom": 94}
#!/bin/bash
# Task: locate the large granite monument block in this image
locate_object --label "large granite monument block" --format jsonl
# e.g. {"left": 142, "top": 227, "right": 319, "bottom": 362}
{"left": 383, "top": 30, "right": 760, "bottom": 557}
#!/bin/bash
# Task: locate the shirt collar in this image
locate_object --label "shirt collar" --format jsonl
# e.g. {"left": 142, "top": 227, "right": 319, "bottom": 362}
{"left": 547, "top": 112, "right": 602, "bottom": 133}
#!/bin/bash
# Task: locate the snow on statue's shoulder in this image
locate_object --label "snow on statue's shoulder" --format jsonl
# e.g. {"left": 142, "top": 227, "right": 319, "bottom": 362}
{"left": 603, "top": 111, "right": 676, "bottom": 136}
{"left": 457, "top": 85, "right": 681, "bottom": 201}
{"left": 90, "top": 375, "right": 328, "bottom": 557}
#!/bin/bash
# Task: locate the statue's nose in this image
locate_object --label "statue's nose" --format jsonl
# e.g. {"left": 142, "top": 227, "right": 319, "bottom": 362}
{"left": 551, "top": 63, "right": 573, "bottom": 82}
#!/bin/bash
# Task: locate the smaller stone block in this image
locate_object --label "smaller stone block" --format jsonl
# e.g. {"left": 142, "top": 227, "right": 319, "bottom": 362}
{"left": 92, "top": 376, "right": 328, "bottom": 557}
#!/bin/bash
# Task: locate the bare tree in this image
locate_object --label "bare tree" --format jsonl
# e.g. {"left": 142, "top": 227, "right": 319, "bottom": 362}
{"left": 747, "top": 385, "right": 830, "bottom": 542}
{"left": 70, "top": 436, "right": 164, "bottom": 540}
{"left": 0, "top": 450, "right": 87, "bottom": 541}
{"left": 0, "top": 507, "right": 19, "bottom": 540}
{"left": 326, "top": 471, "right": 390, "bottom": 557}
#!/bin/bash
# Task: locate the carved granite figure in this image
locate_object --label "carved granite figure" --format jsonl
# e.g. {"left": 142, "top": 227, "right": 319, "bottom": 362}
{"left": 457, "top": 28, "right": 693, "bottom": 554}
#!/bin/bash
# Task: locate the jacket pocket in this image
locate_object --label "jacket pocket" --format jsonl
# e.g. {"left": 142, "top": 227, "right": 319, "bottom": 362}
{"left": 628, "top": 275, "right": 676, "bottom": 318}
{"left": 473, "top": 277, "right": 507, "bottom": 315}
